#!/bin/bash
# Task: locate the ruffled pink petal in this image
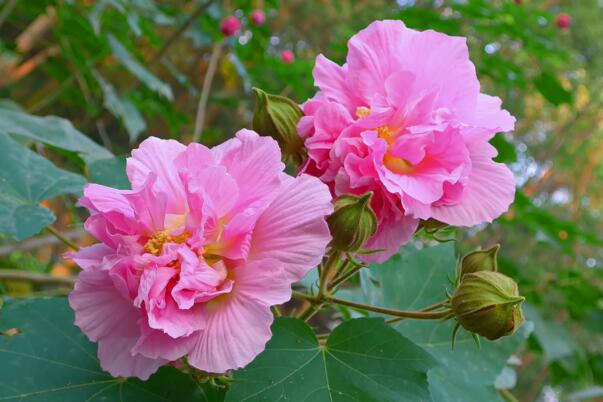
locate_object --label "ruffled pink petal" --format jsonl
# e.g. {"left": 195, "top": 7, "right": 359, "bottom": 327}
{"left": 69, "top": 269, "right": 138, "bottom": 341}
{"left": 97, "top": 336, "right": 165, "bottom": 380}
{"left": 127, "top": 137, "right": 187, "bottom": 212}
{"left": 172, "top": 250, "right": 232, "bottom": 309}
{"left": 232, "top": 258, "right": 291, "bottom": 306}
{"left": 187, "top": 165, "right": 239, "bottom": 218}
{"left": 431, "top": 142, "right": 515, "bottom": 226}
{"left": 187, "top": 294, "right": 273, "bottom": 374}
{"left": 361, "top": 214, "right": 419, "bottom": 263}
{"left": 250, "top": 175, "right": 333, "bottom": 281}
{"left": 187, "top": 259, "right": 289, "bottom": 373}
{"left": 212, "top": 129, "right": 284, "bottom": 212}
{"left": 131, "top": 319, "right": 196, "bottom": 361}
{"left": 138, "top": 267, "right": 206, "bottom": 338}
{"left": 346, "top": 20, "right": 411, "bottom": 102}
{"left": 69, "top": 243, "right": 115, "bottom": 271}
{"left": 70, "top": 269, "right": 165, "bottom": 380}
{"left": 313, "top": 54, "right": 361, "bottom": 110}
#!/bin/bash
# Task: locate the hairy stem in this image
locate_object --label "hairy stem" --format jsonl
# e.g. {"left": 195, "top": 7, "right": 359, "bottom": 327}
{"left": 45, "top": 226, "right": 80, "bottom": 251}
{"left": 329, "top": 297, "right": 452, "bottom": 320}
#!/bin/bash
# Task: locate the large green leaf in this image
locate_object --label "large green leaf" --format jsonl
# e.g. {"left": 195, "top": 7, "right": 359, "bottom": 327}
{"left": 107, "top": 34, "right": 173, "bottom": 100}
{"left": 361, "top": 243, "right": 533, "bottom": 402}
{"left": 0, "top": 297, "right": 222, "bottom": 402}
{"left": 0, "top": 108, "right": 112, "bottom": 165}
{"left": 0, "top": 133, "right": 86, "bottom": 240}
{"left": 88, "top": 156, "right": 130, "bottom": 190}
{"left": 227, "top": 317, "right": 435, "bottom": 402}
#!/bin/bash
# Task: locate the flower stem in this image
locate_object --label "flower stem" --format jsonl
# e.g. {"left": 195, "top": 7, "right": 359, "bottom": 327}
{"left": 319, "top": 250, "right": 342, "bottom": 296}
{"left": 328, "top": 263, "right": 363, "bottom": 291}
{"left": 45, "top": 226, "right": 80, "bottom": 251}
{"left": 329, "top": 296, "right": 452, "bottom": 320}
{"left": 385, "top": 301, "right": 448, "bottom": 324}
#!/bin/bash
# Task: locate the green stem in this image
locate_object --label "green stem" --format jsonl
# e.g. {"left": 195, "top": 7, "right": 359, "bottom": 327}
{"left": 385, "top": 301, "right": 448, "bottom": 324}
{"left": 45, "top": 226, "right": 80, "bottom": 251}
{"left": 328, "top": 262, "right": 364, "bottom": 291}
{"left": 329, "top": 297, "right": 452, "bottom": 320}
{"left": 318, "top": 250, "right": 342, "bottom": 296}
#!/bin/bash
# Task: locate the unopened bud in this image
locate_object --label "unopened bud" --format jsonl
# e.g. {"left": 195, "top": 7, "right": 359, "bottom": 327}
{"left": 327, "top": 193, "right": 377, "bottom": 252}
{"left": 252, "top": 87, "right": 304, "bottom": 164}
{"left": 459, "top": 245, "right": 499, "bottom": 279}
{"left": 451, "top": 271, "right": 524, "bottom": 341}
{"left": 420, "top": 218, "right": 448, "bottom": 233}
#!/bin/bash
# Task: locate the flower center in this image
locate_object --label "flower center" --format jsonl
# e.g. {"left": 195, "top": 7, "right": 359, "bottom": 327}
{"left": 356, "top": 107, "right": 416, "bottom": 175}
{"left": 144, "top": 230, "right": 189, "bottom": 256}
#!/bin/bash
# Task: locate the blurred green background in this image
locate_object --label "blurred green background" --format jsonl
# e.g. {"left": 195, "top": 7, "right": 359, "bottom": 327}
{"left": 1, "top": 0, "right": 602, "bottom": 400}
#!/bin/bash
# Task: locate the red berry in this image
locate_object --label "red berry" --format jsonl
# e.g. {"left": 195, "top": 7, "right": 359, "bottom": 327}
{"left": 281, "top": 50, "right": 294, "bottom": 64}
{"left": 556, "top": 13, "right": 571, "bottom": 29}
{"left": 220, "top": 16, "right": 241, "bottom": 37}
{"left": 250, "top": 10, "right": 265, "bottom": 25}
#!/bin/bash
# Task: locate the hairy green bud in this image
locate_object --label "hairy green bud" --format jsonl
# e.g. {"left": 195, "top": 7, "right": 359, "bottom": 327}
{"left": 451, "top": 271, "right": 524, "bottom": 341}
{"left": 252, "top": 87, "right": 304, "bottom": 164}
{"left": 327, "top": 193, "right": 377, "bottom": 252}
{"left": 459, "top": 244, "right": 500, "bottom": 279}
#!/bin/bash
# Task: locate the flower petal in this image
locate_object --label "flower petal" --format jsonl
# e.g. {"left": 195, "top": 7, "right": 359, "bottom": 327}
{"left": 431, "top": 142, "right": 515, "bottom": 226}
{"left": 250, "top": 175, "right": 333, "bottom": 281}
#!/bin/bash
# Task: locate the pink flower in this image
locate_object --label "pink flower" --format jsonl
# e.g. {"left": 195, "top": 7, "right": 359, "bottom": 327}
{"left": 299, "top": 20, "right": 516, "bottom": 262}
{"left": 69, "top": 130, "right": 332, "bottom": 379}
{"left": 556, "top": 13, "right": 571, "bottom": 29}
{"left": 220, "top": 16, "right": 241, "bottom": 37}
{"left": 281, "top": 50, "right": 295, "bottom": 64}
{"left": 250, "top": 9, "right": 265, "bottom": 25}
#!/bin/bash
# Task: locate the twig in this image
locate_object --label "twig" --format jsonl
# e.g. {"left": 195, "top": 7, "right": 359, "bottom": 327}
{"left": 0, "top": 229, "right": 84, "bottom": 256}
{"left": 45, "top": 226, "right": 80, "bottom": 251}
{"left": 149, "top": 1, "right": 211, "bottom": 66}
{"left": 0, "top": 0, "right": 18, "bottom": 31}
{"left": 0, "top": 269, "right": 75, "bottom": 286}
{"left": 192, "top": 40, "right": 224, "bottom": 143}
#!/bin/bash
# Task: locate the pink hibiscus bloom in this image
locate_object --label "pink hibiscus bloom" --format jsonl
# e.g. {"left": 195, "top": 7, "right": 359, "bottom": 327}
{"left": 299, "top": 20, "right": 516, "bottom": 262}
{"left": 69, "top": 130, "right": 332, "bottom": 379}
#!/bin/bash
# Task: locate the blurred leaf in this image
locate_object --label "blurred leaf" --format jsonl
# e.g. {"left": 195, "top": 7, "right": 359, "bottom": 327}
{"left": 534, "top": 72, "right": 573, "bottom": 106}
{"left": 107, "top": 34, "right": 173, "bottom": 100}
{"left": 491, "top": 134, "right": 517, "bottom": 163}
{"left": 362, "top": 244, "right": 533, "bottom": 402}
{"left": 0, "top": 133, "right": 86, "bottom": 240}
{"left": 0, "top": 297, "right": 223, "bottom": 402}
{"left": 0, "top": 108, "right": 112, "bottom": 165}
{"left": 523, "top": 303, "right": 577, "bottom": 362}
{"left": 88, "top": 156, "right": 130, "bottom": 189}
{"left": 95, "top": 73, "right": 146, "bottom": 142}
{"left": 227, "top": 317, "right": 435, "bottom": 402}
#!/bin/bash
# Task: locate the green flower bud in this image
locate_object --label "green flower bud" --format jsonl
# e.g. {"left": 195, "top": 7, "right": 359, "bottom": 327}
{"left": 252, "top": 87, "right": 304, "bottom": 164}
{"left": 420, "top": 218, "right": 448, "bottom": 233}
{"left": 327, "top": 193, "right": 377, "bottom": 252}
{"left": 451, "top": 271, "right": 524, "bottom": 341}
{"left": 459, "top": 245, "right": 500, "bottom": 279}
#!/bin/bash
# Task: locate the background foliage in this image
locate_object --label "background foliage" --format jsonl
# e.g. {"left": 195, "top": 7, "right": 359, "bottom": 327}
{"left": 0, "top": 0, "right": 602, "bottom": 401}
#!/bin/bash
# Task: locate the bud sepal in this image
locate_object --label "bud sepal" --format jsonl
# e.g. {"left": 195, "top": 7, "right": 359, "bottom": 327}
{"left": 451, "top": 271, "right": 525, "bottom": 341}
{"left": 327, "top": 192, "right": 377, "bottom": 253}
{"left": 252, "top": 87, "right": 304, "bottom": 164}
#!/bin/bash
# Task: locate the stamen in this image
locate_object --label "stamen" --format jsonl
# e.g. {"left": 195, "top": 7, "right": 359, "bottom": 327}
{"left": 355, "top": 106, "right": 371, "bottom": 119}
{"left": 144, "top": 230, "right": 189, "bottom": 256}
